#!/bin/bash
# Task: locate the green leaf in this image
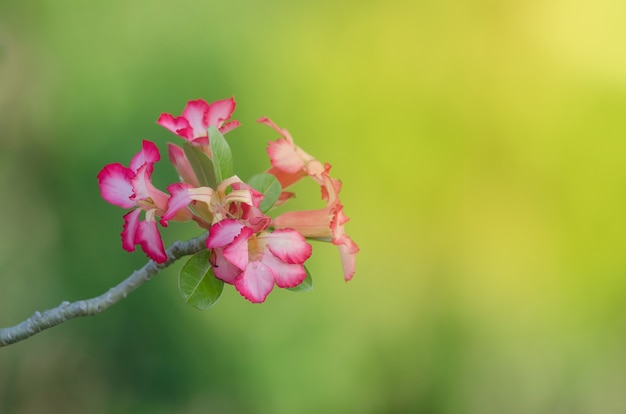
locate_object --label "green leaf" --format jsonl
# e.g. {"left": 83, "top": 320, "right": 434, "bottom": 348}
{"left": 248, "top": 173, "right": 283, "bottom": 212}
{"left": 182, "top": 142, "right": 217, "bottom": 188}
{"left": 208, "top": 126, "right": 234, "bottom": 183}
{"left": 179, "top": 250, "right": 224, "bottom": 310}
{"left": 287, "top": 266, "right": 313, "bottom": 292}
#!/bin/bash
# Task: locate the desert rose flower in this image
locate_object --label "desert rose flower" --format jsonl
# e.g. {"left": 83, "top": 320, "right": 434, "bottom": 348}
{"left": 206, "top": 219, "right": 312, "bottom": 303}
{"left": 272, "top": 167, "right": 359, "bottom": 281}
{"left": 97, "top": 140, "right": 192, "bottom": 263}
{"left": 158, "top": 98, "right": 240, "bottom": 146}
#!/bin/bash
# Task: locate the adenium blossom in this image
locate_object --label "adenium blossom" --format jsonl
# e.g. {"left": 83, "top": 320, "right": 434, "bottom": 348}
{"left": 160, "top": 98, "right": 241, "bottom": 188}
{"left": 98, "top": 96, "right": 357, "bottom": 306}
{"left": 273, "top": 168, "right": 359, "bottom": 281}
{"left": 160, "top": 176, "right": 269, "bottom": 231}
{"left": 97, "top": 140, "right": 192, "bottom": 263}
{"left": 260, "top": 118, "right": 359, "bottom": 281}
{"left": 206, "top": 219, "right": 312, "bottom": 303}
{"left": 158, "top": 98, "right": 240, "bottom": 145}
{"left": 258, "top": 117, "right": 324, "bottom": 188}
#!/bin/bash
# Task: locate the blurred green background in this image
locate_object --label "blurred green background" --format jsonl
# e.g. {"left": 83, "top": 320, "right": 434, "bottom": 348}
{"left": 2, "top": 0, "right": 626, "bottom": 413}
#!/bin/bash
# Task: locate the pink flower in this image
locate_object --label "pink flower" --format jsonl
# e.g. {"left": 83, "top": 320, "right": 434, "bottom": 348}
{"left": 97, "top": 140, "right": 191, "bottom": 263}
{"left": 160, "top": 176, "right": 270, "bottom": 232}
{"left": 206, "top": 219, "right": 312, "bottom": 303}
{"left": 158, "top": 98, "right": 240, "bottom": 146}
{"left": 272, "top": 169, "right": 359, "bottom": 281}
{"left": 258, "top": 117, "right": 324, "bottom": 188}
{"left": 258, "top": 118, "right": 359, "bottom": 281}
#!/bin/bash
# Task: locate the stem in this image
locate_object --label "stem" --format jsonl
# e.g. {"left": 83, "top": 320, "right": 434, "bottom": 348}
{"left": 0, "top": 232, "right": 208, "bottom": 348}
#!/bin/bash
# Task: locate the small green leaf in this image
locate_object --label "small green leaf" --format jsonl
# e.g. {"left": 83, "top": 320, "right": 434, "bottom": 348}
{"left": 287, "top": 266, "right": 313, "bottom": 292}
{"left": 179, "top": 250, "right": 224, "bottom": 310}
{"left": 248, "top": 173, "right": 283, "bottom": 212}
{"left": 208, "top": 126, "right": 234, "bottom": 183}
{"left": 182, "top": 142, "right": 217, "bottom": 188}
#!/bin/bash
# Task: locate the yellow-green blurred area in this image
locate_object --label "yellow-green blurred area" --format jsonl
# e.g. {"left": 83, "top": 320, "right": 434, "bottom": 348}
{"left": 2, "top": 0, "right": 626, "bottom": 412}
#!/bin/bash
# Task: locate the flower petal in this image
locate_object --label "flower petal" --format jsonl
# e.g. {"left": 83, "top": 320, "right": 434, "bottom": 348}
{"left": 157, "top": 113, "right": 193, "bottom": 141}
{"left": 231, "top": 181, "right": 264, "bottom": 208}
{"left": 330, "top": 203, "right": 350, "bottom": 238}
{"left": 335, "top": 235, "right": 359, "bottom": 281}
{"left": 131, "top": 163, "right": 169, "bottom": 211}
{"left": 206, "top": 97, "right": 236, "bottom": 128}
{"left": 98, "top": 163, "right": 136, "bottom": 209}
{"left": 220, "top": 120, "right": 240, "bottom": 134}
{"left": 211, "top": 248, "right": 241, "bottom": 284}
{"left": 266, "top": 167, "right": 306, "bottom": 190}
{"left": 262, "top": 229, "right": 312, "bottom": 264}
{"left": 267, "top": 139, "right": 304, "bottom": 174}
{"left": 182, "top": 99, "right": 210, "bottom": 139}
{"left": 160, "top": 183, "right": 195, "bottom": 225}
{"left": 206, "top": 219, "right": 245, "bottom": 249}
{"left": 235, "top": 261, "right": 275, "bottom": 303}
{"left": 223, "top": 227, "right": 254, "bottom": 270}
{"left": 261, "top": 251, "right": 307, "bottom": 288}
{"left": 136, "top": 218, "right": 168, "bottom": 263}
{"left": 129, "top": 140, "right": 161, "bottom": 172}
{"left": 261, "top": 117, "right": 325, "bottom": 187}
{"left": 272, "top": 208, "right": 333, "bottom": 239}
{"left": 320, "top": 170, "right": 342, "bottom": 205}
{"left": 121, "top": 209, "right": 141, "bottom": 252}
{"left": 239, "top": 203, "right": 271, "bottom": 233}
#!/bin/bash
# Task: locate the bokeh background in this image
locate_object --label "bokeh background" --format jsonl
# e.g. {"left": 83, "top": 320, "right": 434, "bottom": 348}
{"left": 2, "top": 0, "right": 626, "bottom": 413}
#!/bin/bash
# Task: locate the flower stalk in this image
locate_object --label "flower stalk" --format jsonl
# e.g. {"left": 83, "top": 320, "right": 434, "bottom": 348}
{"left": 0, "top": 233, "right": 208, "bottom": 348}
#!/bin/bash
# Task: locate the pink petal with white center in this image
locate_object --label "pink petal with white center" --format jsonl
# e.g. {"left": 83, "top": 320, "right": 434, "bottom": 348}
{"left": 98, "top": 163, "right": 136, "bottom": 209}
{"left": 235, "top": 261, "right": 275, "bottom": 303}
{"left": 261, "top": 251, "right": 307, "bottom": 288}
{"left": 167, "top": 143, "right": 199, "bottom": 187}
{"left": 136, "top": 218, "right": 168, "bottom": 263}
{"left": 262, "top": 229, "right": 312, "bottom": 264}
{"left": 206, "top": 219, "right": 246, "bottom": 249}
{"left": 182, "top": 99, "right": 210, "bottom": 139}
{"left": 211, "top": 248, "right": 241, "bottom": 284}
{"left": 121, "top": 208, "right": 141, "bottom": 252}
{"left": 129, "top": 162, "right": 153, "bottom": 200}
{"left": 157, "top": 113, "right": 193, "bottom": 141}
{"left": 129, "top": 140, "right": 161, "bottom": 172}
{"left": 206, "top": 97, "right": 237, "bottom": 128}
{"left": 131, "top": 163, "right": 169, "bottom": 211}
{"left": 267, "top": 139, "right": 304, "bottom": 174}
{"left": 223, "top": 227, "right": 254, "bottom": 271}
{"left": 335, "top": 235, "right": 359, "bottom": 281}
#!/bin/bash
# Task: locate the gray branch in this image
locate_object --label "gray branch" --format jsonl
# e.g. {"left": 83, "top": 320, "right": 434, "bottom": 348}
{"left": 0, "top": 232, "right": 208, "bottom": 348}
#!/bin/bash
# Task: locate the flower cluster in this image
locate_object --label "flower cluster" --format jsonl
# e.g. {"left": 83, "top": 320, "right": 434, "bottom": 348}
{"left": 98, "top": 98, "right": 358, "bottom": 304}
